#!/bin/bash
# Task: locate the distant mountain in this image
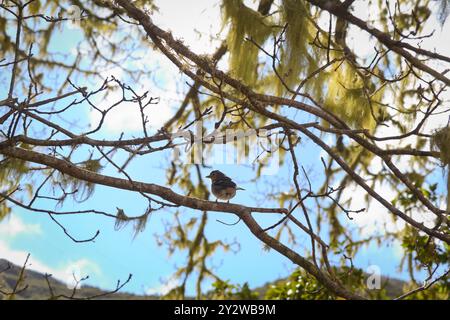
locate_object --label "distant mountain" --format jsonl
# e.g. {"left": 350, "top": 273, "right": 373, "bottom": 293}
{"left": 0, "top": 259, "right": 155, "bottom": 300}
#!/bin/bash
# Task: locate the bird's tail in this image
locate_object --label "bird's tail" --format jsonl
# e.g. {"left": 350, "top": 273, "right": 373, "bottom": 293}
{"left": 236, "top": 187, "right": 245, "bottom": 191}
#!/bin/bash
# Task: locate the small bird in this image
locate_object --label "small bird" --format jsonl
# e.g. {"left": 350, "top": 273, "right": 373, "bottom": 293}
{"left": 206, "top": 170, "right": 245, "bottom": 203}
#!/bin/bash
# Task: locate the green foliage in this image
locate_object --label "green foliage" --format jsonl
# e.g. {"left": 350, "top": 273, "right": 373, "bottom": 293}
{"left": 208, "top": 280, "right": 259, "bottom": 299}
{"left": 392, "top": 176, "right": 438, "bottom": 208}
{"left": 404, "top": 281, "right": 450, "bottom": 300}
{"left": 265, "top": 268, "right": 390, "bottom": 300}
{"left": 265, "top": 269, "right": 334, "bottom": 300}
{"left": 401, "top": 229, "right": 449, "bottom": 267}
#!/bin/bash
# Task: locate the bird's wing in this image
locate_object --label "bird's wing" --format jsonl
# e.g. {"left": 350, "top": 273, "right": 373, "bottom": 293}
{"left": 214, "top": 177, "right": 237, "bottom": 188}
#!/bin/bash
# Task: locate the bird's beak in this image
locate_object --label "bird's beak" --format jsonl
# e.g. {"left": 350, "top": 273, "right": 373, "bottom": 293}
{"left": 205, "top": 174, "right": 211, "bottom": 179}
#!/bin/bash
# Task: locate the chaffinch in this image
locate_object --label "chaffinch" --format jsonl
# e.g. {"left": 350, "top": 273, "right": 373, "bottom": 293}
{"left": 206, "top": 170, "right": 245, "bottom": 202}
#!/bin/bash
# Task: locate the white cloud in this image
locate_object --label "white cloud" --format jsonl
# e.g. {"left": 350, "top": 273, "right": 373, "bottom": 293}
{"left": 152, "top": 0, "right": 223, "bottom": 55}
{"left": 87, "top": 50, "right": 186, "bottom": 133}
{"left": 0, "top": 215, "right": 41, "bottom": 238}
{"left": 345, "top": 179, "right": 437, "bottom": 238}
{"left": 86, "top": 0, "right": 225, "bottom": 134}
{"left": 88, "top": 77, "right": 178, "bottom": 133}
{"left": 0, "top": 240, "right": 102, "bottom": 289}
{"left": 0, "top": 215, "right": 101, "bottom": 289}
{"left": 59, "top": 258, "right": 102, "bottom": 289}
{"left": 345, "top": 182, "right": 404, "bottom": 237}
{"left": 145, "top": 275, "right": 179, "bottom": 296}
{"left": 413, "top": 1, "right": 450, "bottom": 75}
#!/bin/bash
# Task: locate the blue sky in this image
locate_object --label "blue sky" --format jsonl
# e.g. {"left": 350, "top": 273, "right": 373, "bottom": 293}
{"left": 1, "top": 0, "right": 449, "bottom": 297}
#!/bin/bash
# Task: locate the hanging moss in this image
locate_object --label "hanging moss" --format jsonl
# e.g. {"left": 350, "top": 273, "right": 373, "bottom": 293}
{"left": 430, "top": 127, "right": 450, "bottom": 212}
{"left": 324, "top": 61, "right": 385, "bottom": 130}
{"left": 114, "top": 207, "right": 129, "bottom": 231}
{"left": 0, "top": 157, "right": 28, "bottom": 183}
{"left": 222, "top": 0, "right": 273, "bottom": 84}
{"left": 447, "top": 172, "right": 450, "bottom": 214}
{"left": 28, "top": 0, "right": 41, "bottom": 15}
{"left": 431, "top": 127, "right": 450, "bottom": 165}
{"left": 133, "top": 212, "right": 149, "bottom": 238}
{"left": 221, "top": 0, "right": 326, "bottom": 96}
{"left": 278, "top": 0, "right": 314, "bottom": 91}
{"left": 52, "top": 158, "right": 103, "bottom": 203}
